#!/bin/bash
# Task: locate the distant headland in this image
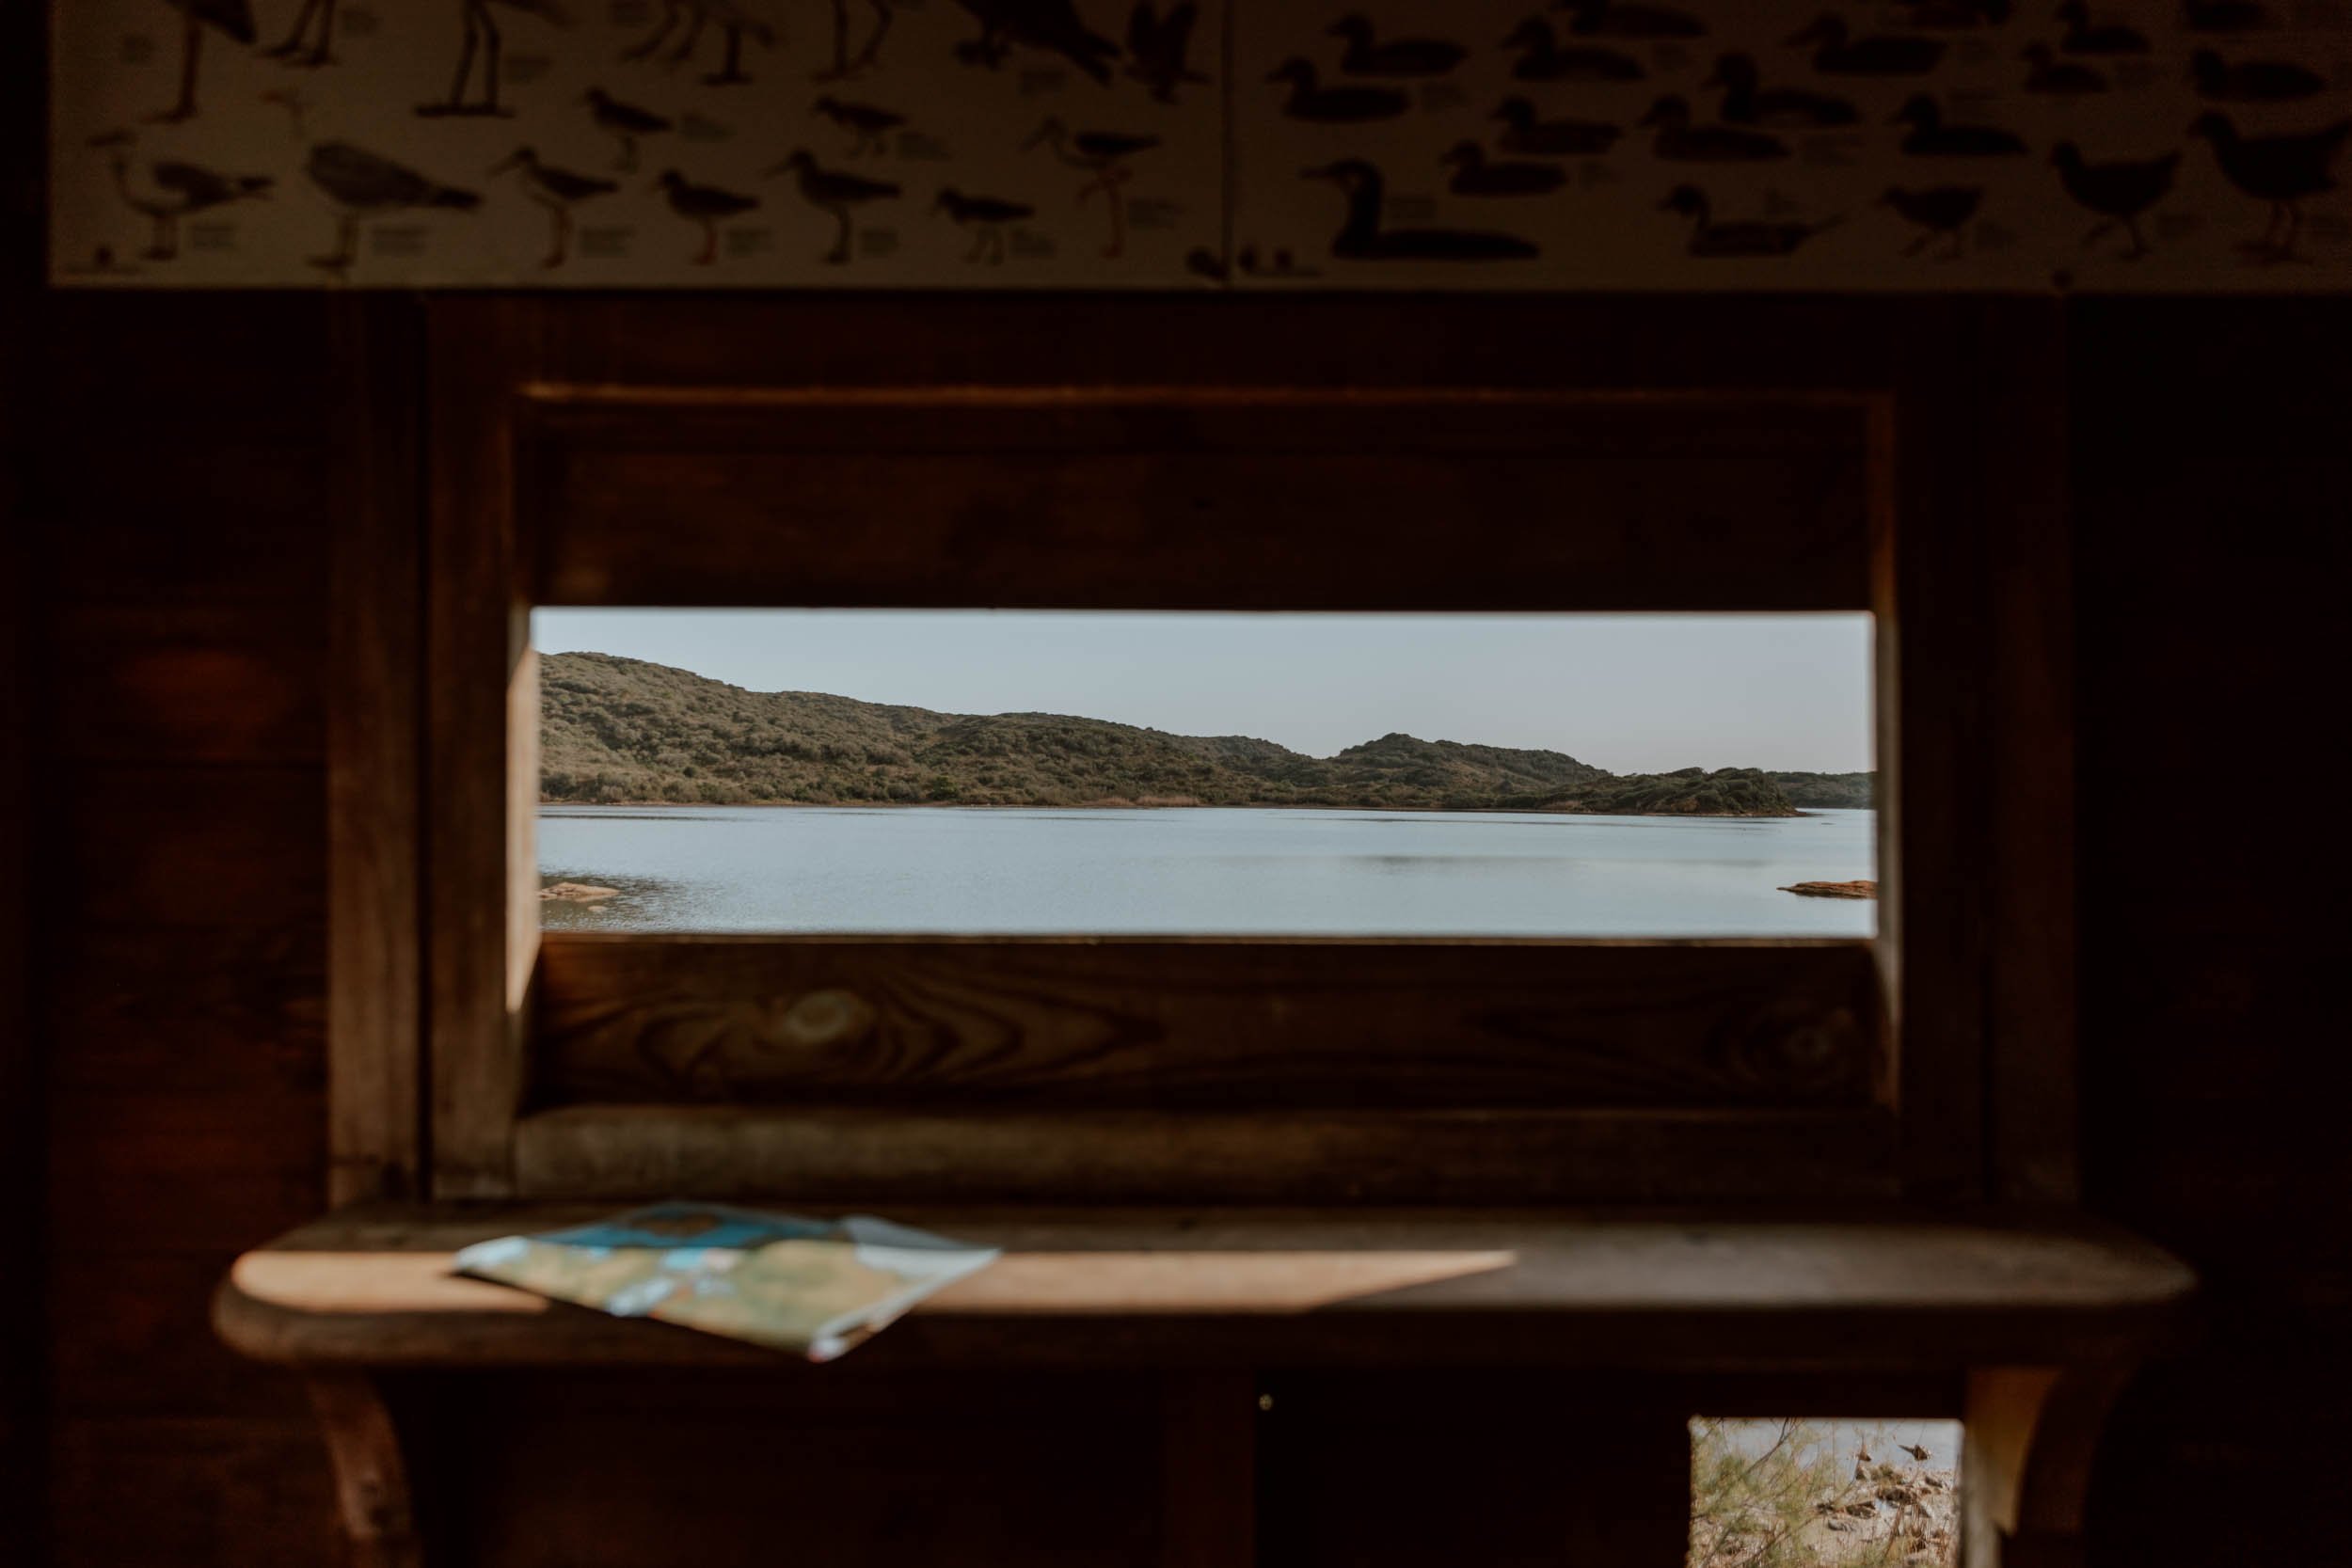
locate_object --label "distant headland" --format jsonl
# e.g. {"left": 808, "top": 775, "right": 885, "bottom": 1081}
{"left": 541, "top": 652, "right": 1874, "bottom": 818}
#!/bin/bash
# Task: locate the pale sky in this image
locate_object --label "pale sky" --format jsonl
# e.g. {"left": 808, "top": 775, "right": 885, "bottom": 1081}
{"left": 533, "top": 610, "right": 1874, "bottom": 774}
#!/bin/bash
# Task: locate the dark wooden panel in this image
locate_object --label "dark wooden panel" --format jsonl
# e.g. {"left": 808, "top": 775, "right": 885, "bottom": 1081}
{"left": 526, "top": 391, "right": 1872, "bottom": 611}
{"left": 57, "top": 767, "right": 325, "bottom": 929}
{"left": 47, "top": 1252, "right": 313, "bottom": 1419}
{"left": 41, "top": 442, "right": 333, "bottom": 604}
{"left": 514, "top": 1103, "right": 1897, "bottom": 1204}
{"left": 44, "top": 925, "right": 324, "bottom": 1095}
{"left": 536, "top": 936, "right": 1884, "bottom": 1112}
{"left": 47, "top": 1089, "right": 325, "bottom": 1255}
{"left": 49, "top": 601, "right": 326, "bottom": 765}
{"left": 47, "top": 1416, "right": 335, "bottom": 1568}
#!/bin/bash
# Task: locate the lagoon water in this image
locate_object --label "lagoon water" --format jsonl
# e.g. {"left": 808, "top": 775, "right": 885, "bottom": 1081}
{"left": 539, "top": 805, "right": 1876, "bottom": 937}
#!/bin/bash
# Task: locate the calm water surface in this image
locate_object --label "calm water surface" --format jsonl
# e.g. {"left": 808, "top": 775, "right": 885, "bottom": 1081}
{"left": 539, "top": 806, "right": 1875, "bottom": 936}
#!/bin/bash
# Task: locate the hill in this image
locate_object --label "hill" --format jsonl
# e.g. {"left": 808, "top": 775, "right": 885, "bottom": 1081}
{"left": 539, "top": 653, "right": 1819, "bottom": 816}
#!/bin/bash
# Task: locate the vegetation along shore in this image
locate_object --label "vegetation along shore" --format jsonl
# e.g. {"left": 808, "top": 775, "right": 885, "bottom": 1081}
{"left": 543, "top": 653, "right": 1876, "bottom": 817}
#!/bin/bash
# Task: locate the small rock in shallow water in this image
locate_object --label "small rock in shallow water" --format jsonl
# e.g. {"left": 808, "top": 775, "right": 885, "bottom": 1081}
{"left": 1779, "top": 879, "right": 1878, "bottom": 899}
{"left": 541, "top": 881, "right": 620, "bottom": 902}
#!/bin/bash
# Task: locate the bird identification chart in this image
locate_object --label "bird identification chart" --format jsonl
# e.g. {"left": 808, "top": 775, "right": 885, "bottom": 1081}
{"left": 49, "top": 0, "right": 2352, "bottom": 289}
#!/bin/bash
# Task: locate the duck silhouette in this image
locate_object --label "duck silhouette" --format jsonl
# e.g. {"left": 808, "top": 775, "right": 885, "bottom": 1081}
{"left": 1553, "top": 0, "right": 1703, "bottom": 38}
{"left": 1492, "top": 97, "right": 1621, "bottom": 155}
{"left": 1896, "top": 94, "right": 2027, "bottom": 156}
{"left": 263, "top": 88, "right": 481, "bottom": 277}
{"left": 418, "top": 0, "right": 576, "bottom": 119}
{"left": 1788, "top": 15, "right": 1945, "bottom": 74}
{"left": 1303, "top": 160, "right": 1539, "bottom": 261}
{"left": 1126, "top": 1, "right": 1206, "bottom": 102}
{"left": 2056, "top": 0, "right": 2147, "bottom": 54}
{"left": 490, "top": 146, "right": 616, "bottom": 267}
{"left": 1890, "top": 0, "right": 2011, "bottom": 23}
{"left": 814, "top": 95, "right": 905, "bottom": 155}
{"left": 623, "top": 0, "right": 775, "bottom": 86}
{"left": 2191, "top": 48, "right": 2324, "bottom": 102}
{"left": 150, "top": 0, "right": 255, "bottom": 122}
{"left": 2189, "top": 111, "right": 2350, "bottom": 260}
{"left": 1703, "top": 54, "right": 1857, "bottom": 128}
{"left": 1441, "top": 142, "right": 1566, "bottom": 196}
{"left": 2021, "top": 42, "right": 2106, "bottom": 92}
{"left": 1642, "top": 96, "right": 1789, "bottom": 162}
{"left": 1501, "top": 18, "right": 1644, "bottom": 82}
{"left": 1662, "top": 184, "right": 1838, "bottom": 256}
{"left": 953, "top": 0, "right": 1121, "bottom": 83}
{"left": 584, "top": 87, "right": 671, "bottom": 172}
{"left": 1025, "top": 117, "right": 1157, "bottom": 258}
{"left": 265, "top": 0, "right": 339, "bottom": 67}
{"left": 2053, "top": 144, "right": 2174, "bottom": 257}
{"left": 655, "top": 169, "right": 757, "bottom": 263}
{"left": 1266, "top": 58, "right": 1408, "bottom": 121}
{"left": 934, "top": 187, "right": 1034, "bottom": 261}
{"left": 1881, "top": 184, "right": 1982, "bottom": 257}
{"left": 1327, "top": 14, "right": 1466, "bottom": 75}
{"left": 816, "top": 0, "right": 894, "bottom": 81}
{"left": 105, "top": 152, "right": 272, "bottom": 260}
{"left": 2185, "top": 0, "right": 2271, "bottom": 28}
{"left": 767, "top": 149, "right": 899, "bottom": 263}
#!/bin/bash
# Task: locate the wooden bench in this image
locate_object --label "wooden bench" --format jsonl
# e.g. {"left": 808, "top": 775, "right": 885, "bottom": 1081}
{"left": 216, "top": 1206, "right": 2193, "bottom": 1568}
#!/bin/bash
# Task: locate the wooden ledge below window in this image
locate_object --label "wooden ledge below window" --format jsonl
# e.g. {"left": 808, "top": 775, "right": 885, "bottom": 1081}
{"left": 215, "top": 1205, "right": 2194, "bottom": 1375}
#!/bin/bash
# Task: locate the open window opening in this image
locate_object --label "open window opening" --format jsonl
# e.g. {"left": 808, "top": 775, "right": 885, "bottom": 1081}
{"left": 1691, "top": 1418, "right": 1964, "bottom": 1568}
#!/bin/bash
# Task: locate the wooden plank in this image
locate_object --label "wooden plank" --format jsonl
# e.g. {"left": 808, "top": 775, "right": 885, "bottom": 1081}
{"left": 43, "top": 442, "right": 332, "bottom": 604}
{"left": 330, "top": 295, "right": 426, "bottom": 1206}
{"left": 1160, "top": 1372, "right": 1257, "bottom": 1568}
{"left": 1978, "top": 300, "right": 2078, "bottom": 1205}
{"left": 44, "top": 926, "right": 323, "bottom": 1095}
{"left": 535, "top": 936, "right": 1885, "bottom": 1112}
{"left": 47, "top": 1088, "right": 325, "bottom": 1255}
{"left": 56, "top": 767, "right": 325, "bottom": 929}
{"left": 213, "top": 1204, "right": 2196, "bottom": 1374}
{"left": 512, "top": 1104, "right": 1898, "bottom": 1205}
{"left": 426, "top": 298, "right": 542, "bottom": 1200}
{"left": 48, "top": 601, "right": 325, "bottom": 765}
{"left": 47, "top": 1415, "right": 336, "bottom": 1568}
{"left": 524, "top": 390, "right": 1873, "bottom": 611}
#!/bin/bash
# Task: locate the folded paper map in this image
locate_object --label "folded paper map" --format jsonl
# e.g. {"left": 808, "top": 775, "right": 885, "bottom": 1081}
{"left": 453, "top": 1203, "right": 1001, "bottom": 1361}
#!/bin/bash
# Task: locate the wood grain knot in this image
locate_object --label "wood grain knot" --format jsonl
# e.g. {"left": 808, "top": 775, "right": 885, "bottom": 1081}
{"left": 772, "top": 988, "right": 878, "bottom": 1053}
{"left": 1710, "top": 998, "right": 1866, "bottom": 1099}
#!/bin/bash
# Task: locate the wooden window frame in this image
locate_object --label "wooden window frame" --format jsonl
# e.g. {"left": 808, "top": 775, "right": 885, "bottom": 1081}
{"left": 327, "top": 293, "right": 2074, "bottom": 1211}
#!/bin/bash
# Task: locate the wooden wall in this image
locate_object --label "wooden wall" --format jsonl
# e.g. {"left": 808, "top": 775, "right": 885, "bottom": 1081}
{"left": 8, "top": 292, "right": 2344, "bottom": 1566}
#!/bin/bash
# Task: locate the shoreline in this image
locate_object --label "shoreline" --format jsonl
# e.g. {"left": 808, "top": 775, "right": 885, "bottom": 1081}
{"left": 540, "top": 799, "right": 1844, "bottom": 820}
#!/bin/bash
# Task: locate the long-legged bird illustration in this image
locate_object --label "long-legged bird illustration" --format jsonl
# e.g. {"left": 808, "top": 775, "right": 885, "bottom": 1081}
{"left": 817, "top": 0, "right": 895, "bottom": 80}
{"left": 150, "top": 0, "right": 256, "bottom": 122}
{"left": 265, "top": 0, "right": 340, "bottom": 67}
{"left": 420, "top": 0, "right": 577, "bottom": 118}
{"left": 767, "top": 150, "right": 900, "bottom": 263}
{"left": 491, "top": 146, "right": 618, "bottom": 267}
{"left": 1126, "top": 1, "right": 1205, "bottom": 102}
{"left": 953, "top": 0, "right": 1120, "bottom": 83}
{"left": 655, "top": 169, "right": 758, "bottom": 263}
{"left": 625, "top": 0, "right": 776, "bottom": 86}
{"left": 584, "top": 87, "right": 672, "bottom": 172}
{"left": 105, "top": 150, "right": 273, "bottom": 259}
{"left": 2051, "top": 142, "right": 2176, "bottom": 257}
{"left": 813, "top": 96, "right": 904, "bottom": 155}
{"left": 263, "top": 88, "right": 482, "bottom": 277}
{"left": 2188, "top": 111, "right": 2347, "bottom": 260}
{"left": 935, "top": 187, "right": 1034, "bottom": 262}
{"left": 1025, "top": 117, "right": 1155, "bottom": 259}
{"left": 1880, "top": 184, "right": 1981, "bottom": 257}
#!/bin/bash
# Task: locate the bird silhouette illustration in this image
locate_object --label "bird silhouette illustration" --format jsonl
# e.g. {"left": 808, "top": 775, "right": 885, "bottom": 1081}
{"left": 584, "top": 87, "right": 672, "bottom": 172}
{"left": 105, "top": 152, "right": 273, "bottom": 260}
{"left": 1327, "top": 14, "right": 1467, "bottom": 75}
{"left": 1704, "top": 53, "right": 1858, "bottom": 128}
{"left": 2189, "top": 111, "right": 2350, "bottom": 260}
{"left": 1787, "top": 14, "right": 1945, "bottom": 74}
{"left": 1500, "top": 18, "right": 1644, "bottom": 82}
{"left": 624, "top": 0, "right": 776, "bottom": 86}
{"left": 1441, "top": 142, "right": 1566, "bottom": 197}
{"left": 2185, "top": 0, "right": 2271, "bottom": 29}
{"left": 816, "top": 0, "right": 895, "bottom": 81}
{"left": 1641, "top": 96, "right": 1789, "bottom": 162}
{"left": 2056, "top": 0, "right": 2148, "bottom": 54}
{"left": 1266, "top": 59, "right": 1408, "bottom": 121}
{"left": 655, "top": 168, "right": 758, "bottom": 263}
{"left": 1895, "top": 94, "right": 2028, "bottom": 156}
{"left": 1554, "top": 0, "right": 1703, "bottom": 39}
{"left": 814, "top": 96, "right": 906, "bottom": 156}
{"left": 1025, "top": 118, "right": 1157, "bottom": 258}
{"left": 150, "top": 0, "right": 256, "bottom": 122}
{"left": 1126, "top": 2, "right": 1206, "bottom": 102}
{"left": 490, "top": 146, "right": 617, "bottom": 267}
{"left": 1661, "top": 184, "right": 1839, "bottom": 257}
{"left": 265, "top": 0, "right": 340, "bottom": 67}
{"left": 263, "top": 88, "right": 480, "bottom": 277}
{"left": 934, "top": 187, "right": 1034, "bottom": 262}
{"left": 767, "top": 150, "right": 900, "bottom": 263}
{"left": 953, "top": 0, "right": 1121, "bottom": 83}
{"left": 1882, "top": 184, "right": 1982, "bottom": 257}
{"left": 1491, "top": 97, "right": 1621, "bottom": 156}
{"left": 2052, "top": 142, "right": 2177, "bottom": 257}
{"left": 1304, "top": 160, "right": 1539, "bottom": 261}
{"left": 419, "top": 0, "right": 577, "bottom": 119}
{"left": 2191, "top": 48, "right": 2324, "bottom": 102}
{"left": 2021, "top": 42, "right": 2107, "bottom": 93}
